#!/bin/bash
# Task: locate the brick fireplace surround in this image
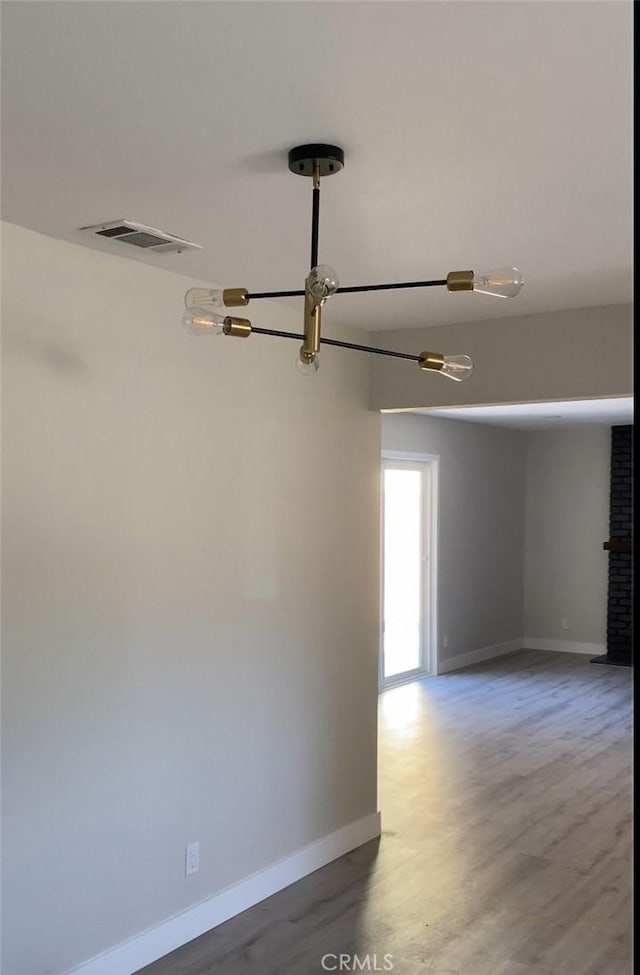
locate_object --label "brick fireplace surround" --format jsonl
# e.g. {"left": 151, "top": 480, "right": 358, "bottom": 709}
{"left": 592, "top": 424, "right": 633, "bottom": 667}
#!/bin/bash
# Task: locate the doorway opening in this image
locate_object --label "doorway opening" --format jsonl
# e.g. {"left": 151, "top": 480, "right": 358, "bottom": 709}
{"left": 380, "top": 454, "right": 438, "bottom": 689}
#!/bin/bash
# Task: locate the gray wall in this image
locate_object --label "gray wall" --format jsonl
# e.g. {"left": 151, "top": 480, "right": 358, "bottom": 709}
{"left": 524, "top": 426, "right": 611, "bottom": 647}
{"left": 371, "top": 304, "right": 633, "bottom": 412}
{"left": 382, "top": 413, "right": 526, "bottom": 664}
{"left": 382, "top": 414, "right": 614, "bottom": 661}
{"left": 1, "top": 223, "right": 381, "bottom": 975}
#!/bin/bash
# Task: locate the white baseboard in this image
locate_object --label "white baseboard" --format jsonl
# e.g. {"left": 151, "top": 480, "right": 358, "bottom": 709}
{"left": 437, "top": 639, "right": 523, "bottom": 674}
{"left": 66, "top": 811, "right": 382, "bottom": 975}
{"left": 523, "top": 637, "right": 606, "bottom": 655}
{"left": 437, "top": 637, "right": 607, "bottom": 674}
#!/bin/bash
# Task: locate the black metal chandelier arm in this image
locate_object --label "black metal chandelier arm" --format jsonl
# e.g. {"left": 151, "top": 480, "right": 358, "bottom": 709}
{"left": 250, "top": 325, "right": 421, "bottom": 362}
{"left": 251, "top": 326, "right": 304, "bottom": 341}
{"left": 337, "top": 278, "right": 448, "bottom": 295}
{"left": 247, "top": 289, "right": 307, "bottom": 300}
{"left": 246, "top": 278, "right": 448, "bottom": 301}
{"left": 320, "top": 337, "right": 421, "bottom": 361}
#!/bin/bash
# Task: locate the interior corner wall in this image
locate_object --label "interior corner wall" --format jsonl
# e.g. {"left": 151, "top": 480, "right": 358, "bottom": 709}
{"left": 523, "top": 425, "right": 611, "bottom": 649}
{"left": 381, "top": 413, "right": 526, "bottom": 668}
{"left": 0, "top": 222, "right": 381, "bottom": 975}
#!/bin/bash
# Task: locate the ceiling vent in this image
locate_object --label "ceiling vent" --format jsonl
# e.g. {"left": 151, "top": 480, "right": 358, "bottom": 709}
{"left": 80, "top": 220, "right": 202, "bottom": 254}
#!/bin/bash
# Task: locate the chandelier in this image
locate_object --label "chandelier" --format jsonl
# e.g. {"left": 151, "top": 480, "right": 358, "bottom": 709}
{"left": 182, "top": 144, "right": 524, "bottom": 379}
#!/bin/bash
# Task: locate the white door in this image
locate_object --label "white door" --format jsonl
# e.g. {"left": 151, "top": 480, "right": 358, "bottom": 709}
{"left": 380, "top": 459, "right": 436, "bottom": 688}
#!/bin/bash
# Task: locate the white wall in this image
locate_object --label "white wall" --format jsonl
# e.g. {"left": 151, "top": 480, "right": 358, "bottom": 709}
{"left": 524, "top": 426, "right": 611, "bottom": 650}
{"left": 1, "top": 223, "right": 381, "bottom": 975}
{"left": 382, "top": 413, "right": 526, "bottom": 668}
{"left": 371, "top": 304, "right": 633, "bottom": 412}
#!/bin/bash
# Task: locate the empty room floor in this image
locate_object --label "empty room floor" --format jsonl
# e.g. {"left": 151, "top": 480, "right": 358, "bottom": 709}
{"left": 138, "top": 650, "right": 632, "bottom": 975}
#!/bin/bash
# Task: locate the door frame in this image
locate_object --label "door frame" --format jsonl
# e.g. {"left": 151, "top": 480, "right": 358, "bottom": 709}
{"left": 379, "top": 451, "right": 439, "bottom": 690}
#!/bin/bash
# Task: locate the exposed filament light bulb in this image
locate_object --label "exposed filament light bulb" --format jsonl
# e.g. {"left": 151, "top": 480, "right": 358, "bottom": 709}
{"left": 184, "top": 287, "right": 249, "bottom": 309}
{"left": 473, "top": 267, "right": 524, "bottom": 298}
{"left": 185, "top": 288, "right": 224, "bottom": 311}
{"left": 182, "top": 308, "right": 229, "bottom": 336}
{"left": 307, "top": 265, "right": 339, "bottom": 302}
{"left": 419, "top": 352, "right": 473, "bottom": 381}
{"left": 296, "top": 352, "right": 320, "bottom": 375}
{"left": 440, "top": 354, "right": 474, "bottom": 381}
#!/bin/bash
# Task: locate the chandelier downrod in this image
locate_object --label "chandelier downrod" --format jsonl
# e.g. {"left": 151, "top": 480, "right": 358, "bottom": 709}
{"left": 311, "top": 162, "right": 320, "bottom": 269}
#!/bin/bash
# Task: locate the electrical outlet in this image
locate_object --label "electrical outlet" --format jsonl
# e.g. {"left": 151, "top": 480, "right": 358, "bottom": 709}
{"left": 185, "top": 842, "right": 199, "bottom": 876}
{"left": 443, "top": 634, "right": 449, "bottom": 649}
{"left": 561, "top": 618, "right": 569, "bottom": 631}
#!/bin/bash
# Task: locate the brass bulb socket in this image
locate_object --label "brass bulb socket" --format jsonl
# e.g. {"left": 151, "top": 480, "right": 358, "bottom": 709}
{"left": 446, "top": 270, "right": 474, "bottom": 292}
{"left": 222, "top": 288, "right": 250, "bottom": 307}
{"left": 418, "top": 351, "right": 446, "bottom": 371}
{"left": 223, "top": 316, "right": 252, "bottom": 338}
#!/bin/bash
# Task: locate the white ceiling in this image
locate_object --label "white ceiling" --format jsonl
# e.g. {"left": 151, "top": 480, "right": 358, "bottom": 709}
{"left": 408, "top": 396, "right": 634, "bottom": 430}
{"left": 0, "top": 1, "right": 633, "bottom": 332}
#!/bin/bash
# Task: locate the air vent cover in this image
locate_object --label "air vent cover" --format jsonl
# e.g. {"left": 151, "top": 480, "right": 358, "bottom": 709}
{"left": 80, "top": 220, "right": 202, "bottom": 254}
